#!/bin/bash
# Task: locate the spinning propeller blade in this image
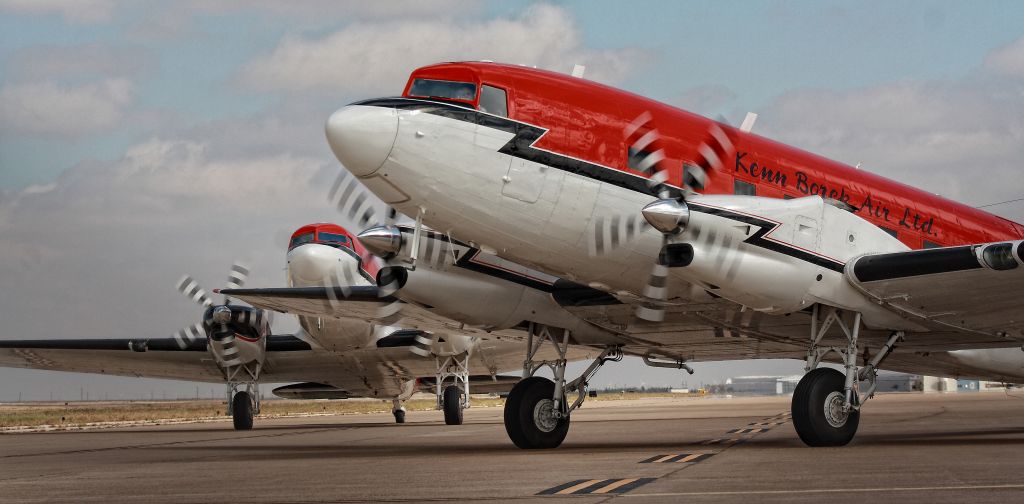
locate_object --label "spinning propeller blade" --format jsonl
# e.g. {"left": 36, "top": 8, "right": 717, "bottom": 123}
{"left": 177, "top": 275, "right": 213, "bottom": 307}
{"left": 624, "top": 113, "right": 738, "bottom": 322}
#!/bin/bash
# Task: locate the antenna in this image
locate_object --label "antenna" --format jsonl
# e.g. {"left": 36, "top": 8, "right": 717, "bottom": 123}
{"left": 739, "top": 112, "right": 758, "bottom": 133}
{"left": 571, "top": 64, "right": 586, "bottom": 78}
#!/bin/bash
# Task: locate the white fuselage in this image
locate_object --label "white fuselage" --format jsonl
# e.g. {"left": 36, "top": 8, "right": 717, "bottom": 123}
{"left": 326, "top": 102, "right": 914, "bottom": 329}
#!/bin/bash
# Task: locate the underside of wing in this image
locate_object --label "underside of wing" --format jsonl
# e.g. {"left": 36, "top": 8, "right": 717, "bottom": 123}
{"left": 0, "top": 336, "right": 314, "bottom": 383}
{"left": 848, "top": 241, "right": 1024, "bottom": 346}
{"left": 222, "top": 286, "right": 525, "bottom": 341}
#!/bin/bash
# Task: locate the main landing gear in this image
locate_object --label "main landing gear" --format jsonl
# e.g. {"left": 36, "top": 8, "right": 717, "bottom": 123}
{"left": 503, "top": 323, "right": 622, "bottom": 449}
{"left": 434, "top": 353, "right": 470, "bottom": 425}
{"left": 227, "top": 381, "right": 260, "bottom": 431}
{"left": 793, "top": 305, "right": 903, "bottom": 446}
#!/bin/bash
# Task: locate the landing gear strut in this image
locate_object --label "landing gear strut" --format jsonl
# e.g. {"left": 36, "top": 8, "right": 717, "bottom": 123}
{"left": 793, "top": 305, "right": 902, "bottom": 446}
{"left": 434, "top": 353, "right": 470, "bottom": 425}
{"left": 503, "top": 323, "right": 622, "bottom": 449}
{"left": 225, "top": 362, "right": 261, "bottom": 431}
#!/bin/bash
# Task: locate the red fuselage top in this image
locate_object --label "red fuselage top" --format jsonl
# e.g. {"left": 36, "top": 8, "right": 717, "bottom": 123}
{"left": 403, "top": 62, "right": 1024, "bottom": 249}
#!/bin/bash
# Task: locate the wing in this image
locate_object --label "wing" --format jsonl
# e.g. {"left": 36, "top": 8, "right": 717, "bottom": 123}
{"left": 0, "top": 335, "right": 314, "bottom": 383}
{"left": 222, "top": 286, "right": 522, "bottom": 341}
{"left": 848, "top": 240, "right": 1024, "bottom": 344}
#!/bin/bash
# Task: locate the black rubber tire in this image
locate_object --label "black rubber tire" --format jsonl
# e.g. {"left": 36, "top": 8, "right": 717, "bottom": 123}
{"left": 503, "top": 378, "right": 530, "bottom": 448}
{"left": 393, "top": 409, "right": 406, "bottom": 424}
{"left": 503, "top": 377, "right": 569, "bottom": 449}
{"left": 232, "top": 391, "right": 254, "bottom": 431}
{"left": 792, "top": 368, "right": 860, "bottom": 447}
{"left": 443, "top": 385, "right": 464, "bottom": 425}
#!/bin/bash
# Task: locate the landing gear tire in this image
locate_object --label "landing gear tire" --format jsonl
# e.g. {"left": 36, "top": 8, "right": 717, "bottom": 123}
{"left": 443, "top": 385, "right": 464, "bottom": 425}
{"left": 393, "top": 409, "right": 406, "bottom": 424}
{"left": 232, "top": 391, "right": 254, "bottom": 431}
{"left": 792, "top": 368, "right": 860, "bottom": 446}
{"left": 503, "top": 377, "right": 570, "bottom": 449}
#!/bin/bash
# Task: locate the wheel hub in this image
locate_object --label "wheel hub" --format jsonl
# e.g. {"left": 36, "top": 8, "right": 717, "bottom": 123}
{"left": 533, "top": 398, "right": 558, "bottom": 433}
{"left": 823, "top": 391, "right": 849, "bottom": 428}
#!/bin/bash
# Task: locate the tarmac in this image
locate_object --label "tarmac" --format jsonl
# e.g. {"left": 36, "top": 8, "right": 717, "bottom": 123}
{"left": 3, "top": 392, "right": 1024, "bottom": 503}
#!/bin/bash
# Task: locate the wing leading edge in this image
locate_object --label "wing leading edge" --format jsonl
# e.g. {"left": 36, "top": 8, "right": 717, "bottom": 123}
{"left": 848, "top": 240, "right": 1024, "bottom": 342}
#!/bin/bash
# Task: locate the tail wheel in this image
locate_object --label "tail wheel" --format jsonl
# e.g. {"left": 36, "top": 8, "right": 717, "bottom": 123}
{"left": 792, "top": 368, "right": 860, "bottom": 446}
{"left": 443, "top": 385, "right": 464, "bottom": 425}
{"left": 503, "top": 377, "right": 570, "bottom": 449}
{"left": 232, "top": 391, "right": 254, "bottom": 431}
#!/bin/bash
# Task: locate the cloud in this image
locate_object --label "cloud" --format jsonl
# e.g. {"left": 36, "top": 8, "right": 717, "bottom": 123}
{"left": 669, "top": 85, "right": 738, "bottom": 117}
{"left": 239, "top": 4, "right": 647, "bottom": 96}
{"left": 985, "top": 36, "right": 1024, "bottom": 77}
{"left": 0, "top": 78, "right": 135, "bottom": 138}
{"left": 756, "top": 56, "right": 1024, "bottom": 219}
{"left": 7, "top": 44, "right": 153, "bottom": 83}
{"left": 0, "top": 135, "right": 356, "bottom": 344}
{"left": 0, "top": 0, "right": 115, "bottom": 23}
{"left": 192, "top": 0, "right": 481, "bottom": 22}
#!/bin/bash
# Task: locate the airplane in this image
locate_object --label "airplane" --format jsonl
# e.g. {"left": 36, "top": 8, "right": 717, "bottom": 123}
{"left": 0, "top": 221, "right": 593, "bottom": 429}
{"left": 216, "top": 60, "right": 1024, "bottom": 449}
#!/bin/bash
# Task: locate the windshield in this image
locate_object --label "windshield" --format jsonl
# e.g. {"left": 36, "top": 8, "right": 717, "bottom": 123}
{"left": 289, "top": 232, "right": 315, "bottom": 250}
{"left": 318, "top": 232, "right": 351, "bottom": 248}
{"left": 409, "top": 78, "right": 477, "bottom": 101}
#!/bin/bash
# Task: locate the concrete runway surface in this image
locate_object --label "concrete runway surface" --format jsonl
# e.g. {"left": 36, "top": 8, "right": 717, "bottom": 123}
{"left": 3, "top": 393, "right": 1024, "bottom": 503}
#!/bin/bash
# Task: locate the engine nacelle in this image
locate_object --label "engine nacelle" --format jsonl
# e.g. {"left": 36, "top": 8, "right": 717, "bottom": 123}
{"left": 202, "top": 305, "right": 269, "bottom": 369}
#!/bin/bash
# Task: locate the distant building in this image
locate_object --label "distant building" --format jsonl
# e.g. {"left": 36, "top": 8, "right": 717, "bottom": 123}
{"left": 720, "top": 372, "right": 922, "bottom": 396}
{"left": 725, "top": 376, "right": 802, "bottom": 395}
{"left": 875, "top": 373, "right": 921, "bottom": 392}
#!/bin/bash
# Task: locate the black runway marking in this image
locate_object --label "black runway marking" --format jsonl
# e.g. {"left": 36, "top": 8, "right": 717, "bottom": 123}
{"left": 538, "top": 478, "right": 656, "bottom": 495}
{"left": 639, "top": 453, "right": 714, "bottom": 464}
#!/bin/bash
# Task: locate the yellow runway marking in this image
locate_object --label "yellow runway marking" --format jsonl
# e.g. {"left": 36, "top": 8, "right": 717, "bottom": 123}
{"left": 592, "top": 478, "right": 639, "bottom": 494}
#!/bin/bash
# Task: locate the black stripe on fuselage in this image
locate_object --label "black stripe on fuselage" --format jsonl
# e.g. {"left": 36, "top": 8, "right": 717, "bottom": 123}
{"left": 354, "top": 98, "right": 843, "bottom": 273}
{"left": 393, "top": 223, "right": 620, "bottom": 305}
{"left": 688, "top": 203, "right": 845, "bottom": 272}
{"left": 852, "top": 246, "right": 981, "bottom": 282}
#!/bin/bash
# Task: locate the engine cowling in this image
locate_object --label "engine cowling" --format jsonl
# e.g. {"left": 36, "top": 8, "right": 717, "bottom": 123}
{"left": 202, "top": 305, "right": 269, "bottom": 369}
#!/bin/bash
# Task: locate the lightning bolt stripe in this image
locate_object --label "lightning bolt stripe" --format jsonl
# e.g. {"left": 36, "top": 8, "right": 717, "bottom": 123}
{"left": 355, "top": 98, "right": 845, "bottom": 273}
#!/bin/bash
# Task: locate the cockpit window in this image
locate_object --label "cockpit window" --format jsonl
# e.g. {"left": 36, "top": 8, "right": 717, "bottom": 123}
{"left": 318, "top": 232, "right": 351, "bottom": 248}
{"left": 409, "top": 79, "right": 477, "bottom": 101}
{"left": 289, "top": 232, "right": 315, "bottom": 250}
{"left": 479, "top": 85, "right": 508, "bottom": 117}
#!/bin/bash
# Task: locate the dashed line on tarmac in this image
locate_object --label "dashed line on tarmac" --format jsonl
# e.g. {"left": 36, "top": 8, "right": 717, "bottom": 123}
{"left": 538, "top": 478, "right": 657, "bottom": 495}
{"left": 639, "top": 453, "right": 714, "bottom": 464}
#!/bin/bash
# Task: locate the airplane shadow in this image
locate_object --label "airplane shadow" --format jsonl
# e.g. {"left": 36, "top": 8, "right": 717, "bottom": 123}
{"left": 148, "top": 424, "right": 1024, "bottom": 462}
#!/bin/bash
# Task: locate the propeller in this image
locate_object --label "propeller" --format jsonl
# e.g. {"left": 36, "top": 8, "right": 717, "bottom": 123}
{"left": 618, "top": 112, "right": 737, "bottom": 322}
{"left": 323, "top": 168, "right": 413, "bottom": 324}
{"left": 327, "top": 169, "right": 399, "bottom": 229}
{"left": 173, "top": 261, "right": 271, "bottom": 362}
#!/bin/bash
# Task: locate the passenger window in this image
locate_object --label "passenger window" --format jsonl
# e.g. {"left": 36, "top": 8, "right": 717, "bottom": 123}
{"left": 734, "top": 180, "right": 756, "bottom": 196}
{"left": 879, "top": 226, "right": 898, "bottom": 239}
{"left": 479, "top": 85, "right": 508, "bottom": 117}
{"left": 923, "top": 240, "right": 942, "bottom": 249}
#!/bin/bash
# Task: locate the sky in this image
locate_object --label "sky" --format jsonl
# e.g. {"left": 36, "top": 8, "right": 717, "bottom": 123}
{"left": 1, "top": 0, "right": 1024, "bottom": 401}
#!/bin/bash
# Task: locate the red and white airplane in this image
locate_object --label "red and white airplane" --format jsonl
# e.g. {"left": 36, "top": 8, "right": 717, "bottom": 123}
{"left": 0, "top": 221, "right": 593, "bottom": 428}
{"left": 219, "top": 61, "right": 1024, "bottom": 449}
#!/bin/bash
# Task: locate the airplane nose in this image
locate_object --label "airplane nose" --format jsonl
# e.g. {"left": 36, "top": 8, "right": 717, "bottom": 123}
{"left": 287, "top": 244, "right": 352, "bottom": 286}
{"left": 325, "top": 105, "right": 398, "bottom": 176}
